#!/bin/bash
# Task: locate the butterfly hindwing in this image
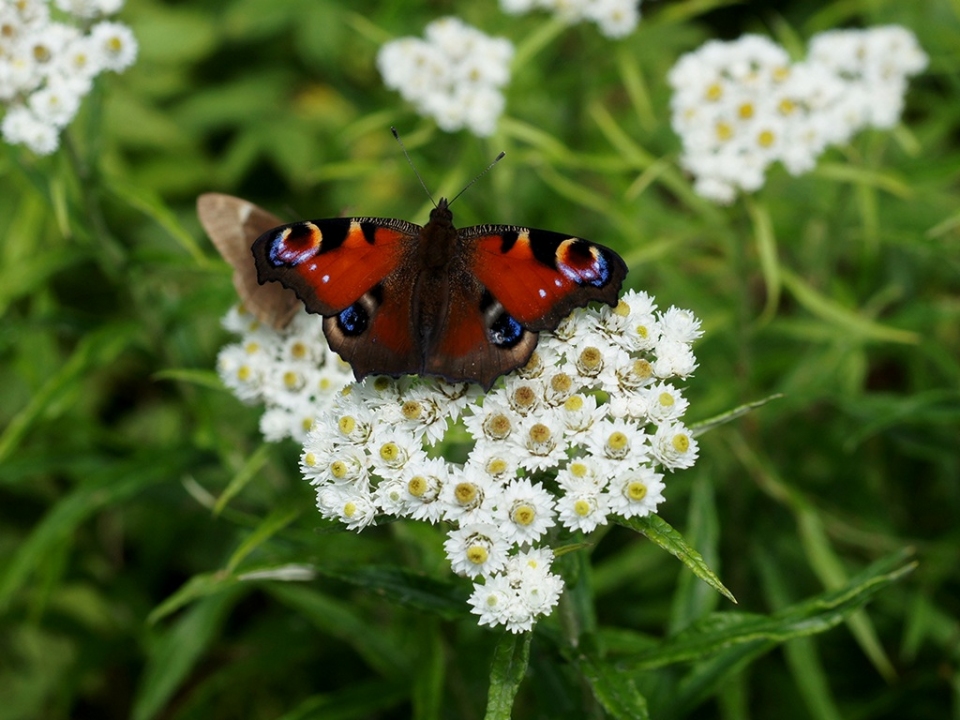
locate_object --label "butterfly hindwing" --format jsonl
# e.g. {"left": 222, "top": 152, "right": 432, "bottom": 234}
{"left": 464, "top": 225, "right": 628, "bottom": 330}
{"left": 197, "top": 193, "right": 301, "bottom": 329}
{"left": 423, "top": 264, "right": 538, "bottom": 388}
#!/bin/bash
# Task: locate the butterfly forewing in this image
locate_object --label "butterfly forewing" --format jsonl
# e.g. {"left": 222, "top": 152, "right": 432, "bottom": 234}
{"left": 464, "top": 225, "right": 628, "bottom": 330}
{"left": 253, "top": 217, "right": 425, "bottom": 379}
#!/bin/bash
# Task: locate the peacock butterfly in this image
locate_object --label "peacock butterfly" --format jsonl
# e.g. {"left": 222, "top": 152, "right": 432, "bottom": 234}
{"left": 197, "top": 193, "right": 301, "bottom": 329}
{"left": 249, "top": 195, "right": 628, "bottom": 389}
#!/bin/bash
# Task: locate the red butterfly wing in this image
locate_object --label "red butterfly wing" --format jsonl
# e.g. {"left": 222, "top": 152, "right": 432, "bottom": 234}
{"left": 423, "top": 269, "right": 538, "bottom": 388}
{"left": 252, "top": 217, "right": 423, "bottom": 378}
{"left": 464, "top": 225, "right": 628, "bottom": 330}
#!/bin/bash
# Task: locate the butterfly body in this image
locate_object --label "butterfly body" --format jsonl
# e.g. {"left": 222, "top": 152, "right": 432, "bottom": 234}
{"left": 250, "top": 197, "right": 627, "bottom": 389}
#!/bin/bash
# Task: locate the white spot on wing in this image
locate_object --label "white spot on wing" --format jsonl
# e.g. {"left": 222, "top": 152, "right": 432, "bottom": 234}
{"left": 539, "top": 289, "right": 547, "bottom": 298}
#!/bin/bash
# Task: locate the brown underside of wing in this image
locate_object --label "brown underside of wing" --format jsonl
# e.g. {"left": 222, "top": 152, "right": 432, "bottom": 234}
{"left": 197, "top": 193, "right": 301, "bottom": 329}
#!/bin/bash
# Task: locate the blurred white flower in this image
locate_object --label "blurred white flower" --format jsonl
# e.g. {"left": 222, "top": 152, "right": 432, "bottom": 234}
{"left": 668, "top": 26, "right": 927, "bottom": 203}
{"left": 0, "top": 0, "right": 136, "bottom": 155}
{"left": 501, "top": 0, "right": 641, "bottom": 38}
{"left": 377, "top": 17, "right": 513, "bottom": 137}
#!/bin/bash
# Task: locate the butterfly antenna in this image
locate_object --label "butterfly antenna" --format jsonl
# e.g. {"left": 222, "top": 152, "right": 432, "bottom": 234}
{"left": 391, "top": 127, "right": 437, "bottom": 208}
{"left": 448, "top": 151, "right": 506, "bottom": 207}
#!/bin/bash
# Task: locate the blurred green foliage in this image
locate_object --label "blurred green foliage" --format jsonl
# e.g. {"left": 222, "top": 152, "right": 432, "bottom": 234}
{"left": 1, "top": 0, "right": 958, "bottom": 718}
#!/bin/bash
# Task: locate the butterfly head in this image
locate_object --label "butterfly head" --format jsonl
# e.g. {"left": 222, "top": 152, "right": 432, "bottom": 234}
{"left": 429, "top": 197, "right": 453, "bottom": 225}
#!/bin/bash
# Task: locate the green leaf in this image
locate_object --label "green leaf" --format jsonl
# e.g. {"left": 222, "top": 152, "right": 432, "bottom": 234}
{"left": 745, "top": 196, "right": 781, "bottom": 325}
{"left": 813, "top": 162, "right": 912, "bottom": 198}
{"left": 616, "top": 514, "right": 736, "bottom": 604}
{"left": 0, "top": 451, "right": 189, "bottom": 611}
{"left": 225, "top": 505, "right": 301, "bottom": 571}
{"left": 618, "top": 549, "right": 915, "bottom": 671}
{"left": 152, "top": 367, "right": 224, "bottom": 391}
{"left": 316, "top": 565, "right": 468, "bottom": 620}
{"left": 0, "top": 324, "right": 139, "bottom": 465}
{"left": 781, "top": 268, "right": 920, "bottom": 344}
{"left": 133, "top": 590, "right": 242, "bottom": 720}
{"left": 577, "top": 651, "right": 651, "bottom": 720}
{"left": 484, "top": 632, "right": 532, "bottom": 720}
{"left": 267, "top": 583, "right": 407, "bottom": 677}
{"left": 689, "top": 394, "right": 783, "bottom": 437}
{"left": 215, "top": 444, "right": 274, "bottom": 516}
{"left": 105, "top": 176, "right": 209, "bottom": 266}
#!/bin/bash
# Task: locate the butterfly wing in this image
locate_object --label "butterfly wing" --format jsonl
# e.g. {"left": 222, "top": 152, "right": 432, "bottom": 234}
{"left": 419, "top": 224, "right": 626, "bottom": 389}
{"left": 197, "top": 193, "right": 301, "bottom": 329}
{"left": 464, "top": 225, "right": 628, "bottom": 330}
{"left": 252, "top": 217, "right": 424, "bottom": 379}
{"left": 422, "top": 264, "right": 539, "bottom": 389}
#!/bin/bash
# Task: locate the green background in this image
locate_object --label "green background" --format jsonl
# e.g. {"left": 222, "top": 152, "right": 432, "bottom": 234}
{"left": 1, "top": 0, "right": 958, "bottom": 718}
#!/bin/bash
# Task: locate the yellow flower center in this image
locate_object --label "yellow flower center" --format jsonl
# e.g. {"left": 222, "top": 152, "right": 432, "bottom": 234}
{"left": 466, "top": 545, "right": 489, "bottom": 565}
{"left": 338, "top": 415, "right": 356, "bottom": 435}
{"left": 563, "top": 395, "right": 584, "bottom": 412}
{"left": 301, "top": 417, "right": 314, "bottom": 432}
{"left": 303, "top": 452, "right": 317, "bottom": 467}
{"left": 772, "top": 66, "right": 790, "bottom": 82}
{"left": 778, "top": 98, "right": 796, "bottom": 115}
{"left": 408, "top": 475, "right": 428, "bottom": 497}
{"left": 551, "top": 373, "right": 573, "bottom": 394}
{"left": 738, "top": 102, "right": 754, "bottom": 119}
{"left": 282, "top": 370, "right": 300, "bottom": 389}
{"left": 715, "top": 121, "right": 734, "bottom": 142}
{"left": 626, "top": 481, "right": 648, "bottom": 501}
{"left": 633, "top": 359, "right": 653, "bottom": 379}
{"left": 483, "top": 412, "right": 512, "bottom": 440}
{"left": 454, "top": 482, "right": 479, "bottom": 506}
{"left": 290, "top": 341, "right": 307, "bottom": 359}
{"left": 401, "top": 400, "right": 422, "bottom": 420}
{"left": 757, "top": 129, "right": 775, "bottom": 147}
{"left": 569, "top": 461, "right": 589, "bottom": 478}
{"left": 236, "top": 366, "right": 251, "bottom": 381}
{"left": 672, "top": 433, "right": 690, "bottom": 452}
{"left": 577, "top": 346, "right": 602, "bottom": 373}
{"left": 574, "top": 499, "right": 592, "bottom": 517}
{"left": 244, "top": 341, "right": 260, "bottom": 354}
{"left": 614, "top": 299, "right": 630, "bottom": 316}
{"left": 528, "top": 423, "right": 552, "bottom": 444}
{"left": 486, "top": 458, "right": 508, "bottom": 475}
{"left": 659, "top": 392, "right": 675, "bottom": 407}
{"left": 511, "top": 504, "right": 536, "bottom": 527}
{"left": 330, "top": 460, "right": 348, "bottom": 479}
{"left": 343, "top": 501, "right": 357, "bottom": 518}
{"left": 512, "top": 385, "right": 537, "bottom": 411}
{"left": 605, "top": 431, "right": 629, "bottom": 458}
{"left": 705, "top": 82, "right": 723, "bottom": 101}
{"left": 379, "top": 442, "right": 401, "bottom": 462}
{"left": 373, "top": 376, "right": 392, "bottom": 392}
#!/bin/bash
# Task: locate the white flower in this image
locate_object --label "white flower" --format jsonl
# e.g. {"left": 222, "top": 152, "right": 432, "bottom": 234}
{"left": 495, "top": 478, "right": 556, "bottom": 544}
{"left": 607, "top": 465, "right": 665, "bottom": 518}
{"left": 89, "top": 21, "right": 137, "bottom": 72}
{"left": 501, "top": 0, "right": 641, "bottom": 38}
{"left": 1, "top": 105, "right": 58, "bottom": 154}
{"left": 651, "top": 421, "right": 699, "bottom": 470}
{"left": 669, "top": 27, "right": 926, "bottom": 202}
{"left": 377, "top": 17, "right": 512, "bottom": 137}
{"left": 444, "top": 523, "right": 510, "bottom": 578}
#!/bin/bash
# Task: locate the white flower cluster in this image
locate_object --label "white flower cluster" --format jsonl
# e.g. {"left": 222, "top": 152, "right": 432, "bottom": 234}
{"left": 0, "top": 0, "right": 137, "bottom": 155}
{"left": 377, "top": 17, "right": 513, "bottom": 137}
{"left": 501, "top": 0, "right": 640, "bottom": 39}
{"left": 668, "top": 26, "right": 927, "bottom": 204}
{"left": 291, "top": 290, "right": 702, "bottom": 632}
{"left": 216, "top": 305, "right": 355, "bottom": 443}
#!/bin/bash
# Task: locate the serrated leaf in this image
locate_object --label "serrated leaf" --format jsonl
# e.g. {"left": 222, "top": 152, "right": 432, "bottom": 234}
{"left": 616, "top": 514, "right": 736, "bottom": 604}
